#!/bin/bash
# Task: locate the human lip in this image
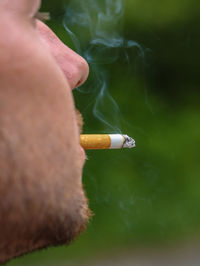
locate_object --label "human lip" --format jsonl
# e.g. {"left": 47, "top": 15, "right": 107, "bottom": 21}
{"left": 75, "top": 109, "right": 84, "bottom": 134}
{"left": 80, "top": 145, "right": 86, "bottom": 161}
{"left": 75, "top": 109, "right": 86, "bottom": 161}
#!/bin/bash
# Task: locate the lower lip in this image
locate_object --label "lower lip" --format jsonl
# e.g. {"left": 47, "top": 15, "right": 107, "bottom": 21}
{"left": 80, "top": 146, "right": 86, "bottom": 161}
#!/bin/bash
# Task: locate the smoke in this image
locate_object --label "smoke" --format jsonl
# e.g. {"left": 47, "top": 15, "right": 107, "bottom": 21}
{"left": 63, "top": 0, "right": 143, "bottom": 132}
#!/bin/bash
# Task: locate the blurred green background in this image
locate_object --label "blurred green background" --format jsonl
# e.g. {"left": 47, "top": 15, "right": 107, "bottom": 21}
{"left": 8, "top": 0, "right": 200, "bottom": 265}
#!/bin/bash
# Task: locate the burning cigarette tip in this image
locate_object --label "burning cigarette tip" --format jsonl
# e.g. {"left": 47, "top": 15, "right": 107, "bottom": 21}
{"left": 80, "top": 134, "right": 136, "bottom": 150}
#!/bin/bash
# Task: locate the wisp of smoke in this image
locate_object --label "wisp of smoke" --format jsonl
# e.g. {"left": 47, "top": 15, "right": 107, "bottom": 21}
{"left": 63, "top": 0, "right": 143, "bottom": 132}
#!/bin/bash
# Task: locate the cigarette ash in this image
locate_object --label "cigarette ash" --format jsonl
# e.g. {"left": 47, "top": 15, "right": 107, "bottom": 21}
{"left": 63, "top": 0, "right": 144, "bottom": 132}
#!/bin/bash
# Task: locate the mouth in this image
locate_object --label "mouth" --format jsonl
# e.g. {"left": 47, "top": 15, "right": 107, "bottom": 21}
{"left": 75, "top": 109, "right": 86, "bottom": 160}
{"left": 75, "top": 109, "right": 84, "bottom": 134}
{"left": 80, "top": 145, "right": 86, "bottom": 161}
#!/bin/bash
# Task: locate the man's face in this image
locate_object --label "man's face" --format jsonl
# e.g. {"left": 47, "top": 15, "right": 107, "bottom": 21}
{"left": 0, "top": 0, "right": 91, "bottom": 263}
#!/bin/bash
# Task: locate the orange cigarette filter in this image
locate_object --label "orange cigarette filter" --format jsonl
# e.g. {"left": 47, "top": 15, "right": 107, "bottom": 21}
{"left": 80, "top": 134, "right": 135, "bottom": 150}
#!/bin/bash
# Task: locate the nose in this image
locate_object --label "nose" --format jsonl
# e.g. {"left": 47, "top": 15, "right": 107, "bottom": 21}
{"left": 36, "top": 21, "right": 89, "bottom": 89}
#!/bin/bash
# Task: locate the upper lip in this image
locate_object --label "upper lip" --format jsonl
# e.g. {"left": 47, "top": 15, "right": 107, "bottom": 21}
{"left": 75, "top": 109, "right": 84, "bottom": 134}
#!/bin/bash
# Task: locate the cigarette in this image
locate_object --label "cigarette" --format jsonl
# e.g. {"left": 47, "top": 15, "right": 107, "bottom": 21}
{"left": 80, "top": 134, "right": 135, "bottom": 150}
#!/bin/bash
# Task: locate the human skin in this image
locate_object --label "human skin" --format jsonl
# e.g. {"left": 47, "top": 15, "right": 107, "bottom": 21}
{"left": 0, "top": 0, "right": 91, "bottom": 264}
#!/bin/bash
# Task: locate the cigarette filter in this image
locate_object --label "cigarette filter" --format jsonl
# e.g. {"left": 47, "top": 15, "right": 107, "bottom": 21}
{"left": 80, "top": 134, "right": 135, "bottom": 150}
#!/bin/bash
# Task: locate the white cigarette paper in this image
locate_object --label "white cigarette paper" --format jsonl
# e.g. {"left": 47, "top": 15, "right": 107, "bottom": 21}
{"left": 80, "top": 134, "right": 135, "bottom": 150}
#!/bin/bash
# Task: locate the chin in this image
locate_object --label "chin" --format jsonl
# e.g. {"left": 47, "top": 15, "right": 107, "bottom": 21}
{"left": 0, "top": 183, "right": 92, "bottom": 264}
